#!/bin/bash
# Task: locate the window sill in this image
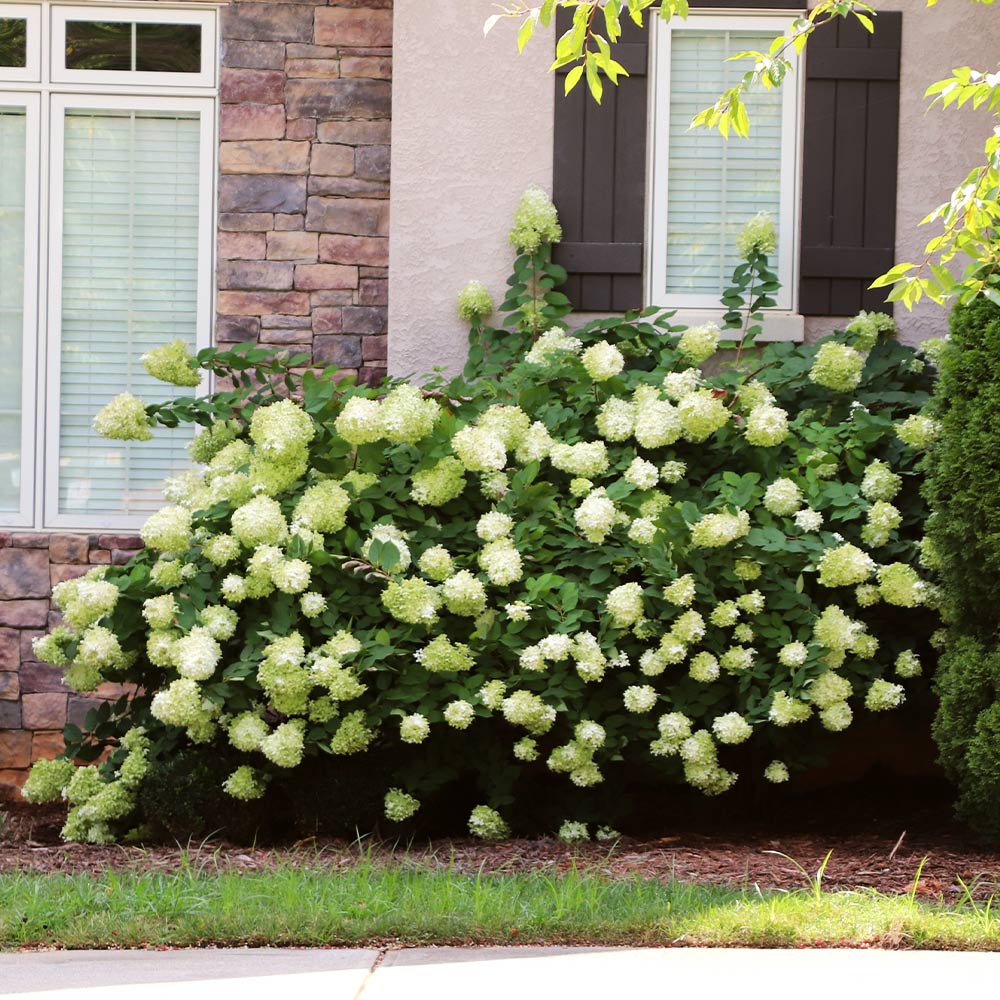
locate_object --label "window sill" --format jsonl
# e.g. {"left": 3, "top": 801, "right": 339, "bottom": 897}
{"left": 567, "top": 309, "right": 805, "bottom": 343}
{"left": 665, "top": 309, "right": 805, "bottom": 343}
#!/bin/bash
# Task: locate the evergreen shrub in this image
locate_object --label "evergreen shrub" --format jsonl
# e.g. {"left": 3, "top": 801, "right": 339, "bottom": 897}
{"left": 21, "top": 194, "right": 941, "bottom": 843}
{"left": 926, "top": 296, "right": 1000, "bottom": 838}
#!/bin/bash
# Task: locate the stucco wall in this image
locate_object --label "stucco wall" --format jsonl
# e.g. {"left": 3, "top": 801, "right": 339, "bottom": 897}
{"left": 389, "top": 0, "right": 999, "bottom": 372}
{"left": 388, "top": 0, "right": 553, "bottom": 377}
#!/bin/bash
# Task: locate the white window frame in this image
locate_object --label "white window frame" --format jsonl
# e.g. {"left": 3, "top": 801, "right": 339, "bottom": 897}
{"left": 0, "top": 92, "right": 40, "bottom": 526}
{"left": 51, "top": 4, "right": 217, "bottom": 89}
{"left": 0, "top": 1, "right": 219, "bottom": 532}
{"left": 646, "top": 12, "right": 805, "bottom": 337}
{"left": 0, "top": 3, "right": 41, "bottom": 81}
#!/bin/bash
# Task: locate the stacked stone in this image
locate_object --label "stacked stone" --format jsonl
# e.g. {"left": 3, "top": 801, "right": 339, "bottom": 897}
{"left": 0, "top": 1, "right": 394, "bottom": 797}
{"left": 0, "top": 534, "right": 141, "bottom": 797}
{"left": 217, "top": 1, "right": 392, "bottom": 383}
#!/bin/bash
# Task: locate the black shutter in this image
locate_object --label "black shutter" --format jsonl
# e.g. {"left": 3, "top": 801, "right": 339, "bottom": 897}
{"left": 799, "top": 12, "right": 902, "bottom": 316}
{"left": 552, "top": 9, "right": 648, "bottom": 312}
{"left": 552, "top": 7, "right": 901, "bottom": 315}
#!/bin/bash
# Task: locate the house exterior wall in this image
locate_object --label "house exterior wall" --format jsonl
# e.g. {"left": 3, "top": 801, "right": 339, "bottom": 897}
{"left": 0, "top": 0, "right": 393, "bottom": 796}
{"left": 389, "top": 0, "right": 999, "bottom": 378}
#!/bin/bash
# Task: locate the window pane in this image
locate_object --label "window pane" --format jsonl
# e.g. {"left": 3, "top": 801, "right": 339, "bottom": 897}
{"left": 0, "top": 18, "right": 27, "bottom": 68}
{"left": 136, "top": 23, "right": 201, "bottom": 74}
{"left": 59, "top": 110, "right": 201, "bottom": 517}
{"left": 0, "top": 109, "right": 26, "bottom": 513}
{"left": 65, "top": 20, "right": 132, "bottom": 71}
{"left": 665, "top": 30, "right": 784, "bottom": 295}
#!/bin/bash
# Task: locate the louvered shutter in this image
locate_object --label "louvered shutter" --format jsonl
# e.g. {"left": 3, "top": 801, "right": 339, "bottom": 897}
{"left": 551, "top": 6, "right": 902, "bottom": 318}
{"left": 799, "top": 12, "right": 901, "bottom": 315}
{"left": 552, "top": 9, "right": 648, "bottom": 312}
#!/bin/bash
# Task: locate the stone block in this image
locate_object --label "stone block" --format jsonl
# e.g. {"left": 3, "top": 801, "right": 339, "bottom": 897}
{"left": 223, "top": 3, "right": 314, "bottom": 43}
{"left": 363, "top": 335, "right": 389, "bottom": 362}
{"left": 359, "top": 278, "right": 388, "bottom": 306}
{"left": 220, "top": 140, "right": 310, "bottom": 175}
{"left": 222, "top": 39, "right": 286, "bottom": 70}
{"left": 294, "top": 264, "right": 358, "bottom": 291}
{"left": 0, "top": 628, "right": 21, "bottom": 670}
{"left": 312, "top": 307, "right": 343, "bottom": 334}
{"left": 341, "top": 55, "right": 392, "bottom": 79}
{"left": 219, "top": 260, "right": 295, "bottom": 291}
{"left": 319, "top": 234, "right": 388, "bottom": 267}
{"left": 356, "top": 144, "right": 390, "bottom": 181}
{"left": 22, "top": 693, "right": 67, "bottom": 730}
{"left": 284, "top": 79, "right": 391, "bottom": 120}
{"left": 261, "top": 315, "right": 312, "bottom": 330}
{"left": 11, "top": 533, "right": 48, "bottom": 547}
{"left": 0, "top": 769, "right": 26, "bottom": 797}
{"left": 217, "top": 232, "right": 267, "bottom": 261}
{"left": 311, "top": 143, "right": 354, "bottom": 177}
{"left": 0, "top": 548, "right": 50, "bottom": 600}
{"left": 315, "top": 7, "right": 393, "bottom": 47}
{"left": 285, "top": 44, "right": 338, "bottom": 60}
{"left": 0, "top": 728, "right": 29, "bottom": 769}
{"left": 217, "top": 315, "right": 261, "bottom": 343}
{"left": 285, "top": 59, "right": 340, "bottom": 79}
{"left": 313, "top": 335, "right": 363, "bottom": 368}
{"left": 19, "top": 630, "right": 42, "bottom": 660}
{"left": 220, "top": 213, "right": 274, "bottom": 232}
{"left": 0, "top": 701, "right": 18, "bottom": 728}
{"left": 48, "top": 533, "right": 90, "bottom": 564}
{"left": 342, "top": 306, "right": 387, "bottom": 335}
{"left": 89, "top": 550, "right": 112, "bottom": 564}
{"left": 305, "top": 197, "right": 389, "bottom": 236}
{"left": 0, "top": 601, "right": 49, "bottom": 628}
{"left": 68, "top": 697, "right": 105, "bottom": 729}
{"left": 32, "top": 731, "right": 66, "bottom": 761}
{"left": 220, "top": 68, "right": 285, "bottom": 104}
{"left": 219, "top": 175, "right": 307, "bottom": 214}
{"left": 96, "top": 535, "right": 143, "bottom": 551}
{"left": 316, "top": 120, "right": 391, "bottom": 145}
{"left": 260, "top": 330, "right": 312, "bottom": 347}
{"left": 285, "top": 118, "right": 316, "bottom": 140}
{"left": 18, "top": 660, "right": 66, "bottom": 694}
{"left": 220, "top": 103, "right": 286, "bottom": 141}
{"left": 310, "top": 291, "right": 354, "bottom": 307}
{"left": 359, "top": 366, "right": 387, "bottom": 387}
{"left": 274, "top": 214, "right": 305, "bottom": 231}
{"left": 217, "top": 291, "right": 311, "bottom": 317}
{"left": 50, "top": 564, "right": 88, "bottom": 587}
{"left": 307, "top": 176, "right": 388, "bottom": 198}
{"left": 0, "top": 671, "right": 18, "bottom": 700}
{"left": 266, "top": 231, "right": 318, "bottom": 261}
{"left": 111, "top": 550, "right": 135, "bottom": 566}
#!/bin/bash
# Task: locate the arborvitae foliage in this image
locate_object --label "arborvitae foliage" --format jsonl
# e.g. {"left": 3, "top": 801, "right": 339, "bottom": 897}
{"left": 927, "top": 296, "right": 1000, "bottom": 839}
{"left": 926, "top": 297, "right": 1000, "bottom": 630}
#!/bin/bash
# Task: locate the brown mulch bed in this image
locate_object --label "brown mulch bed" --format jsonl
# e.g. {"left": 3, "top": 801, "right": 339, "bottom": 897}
{"left": 3, "top": 802, "right": 999, "bottom": 900}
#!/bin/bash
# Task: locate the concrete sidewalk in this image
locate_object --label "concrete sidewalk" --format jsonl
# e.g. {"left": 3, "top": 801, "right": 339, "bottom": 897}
{"left": 1, "top": 947, "right": 998, "bottom": 999}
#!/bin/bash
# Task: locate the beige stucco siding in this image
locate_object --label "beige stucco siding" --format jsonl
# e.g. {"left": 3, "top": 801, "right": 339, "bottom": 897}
{"left": 390, "top": 0, "right": 998, "bottom": 375}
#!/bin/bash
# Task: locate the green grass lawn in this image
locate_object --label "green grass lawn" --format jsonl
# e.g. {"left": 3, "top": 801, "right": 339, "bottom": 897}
{"left": 2, "top": 857, "right": 999, "bottom": 951}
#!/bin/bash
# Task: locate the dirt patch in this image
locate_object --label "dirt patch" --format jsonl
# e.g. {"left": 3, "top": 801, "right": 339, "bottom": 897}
{"left": 2, "top": 801, "right": 998, "bottom": 900}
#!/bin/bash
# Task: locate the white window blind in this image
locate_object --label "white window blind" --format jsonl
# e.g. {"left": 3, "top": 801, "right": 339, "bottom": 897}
{"left": 665, "top": 29, "right": 784, "bottom": 296}
{"left": 0, "top": 108, "right": 26, "bottom": 514}
{"left": 57, "top": 109, "right": 200, "bottom": 517}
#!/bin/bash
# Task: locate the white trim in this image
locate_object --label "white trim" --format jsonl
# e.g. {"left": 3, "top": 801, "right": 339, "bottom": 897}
{"left": 0, "top": 92, "right": 40, "bottom": 525}
{"left": 49, "top": 4, "right": 217, "bottom": 89}
{"left": 43, "top": 92, "right": 215, "bottom": 531}
{"left": 0, "top": 4, "right": 41, "bottom": 81}
{"left": 646, "top": 12, "right": 803, "bottom": 317}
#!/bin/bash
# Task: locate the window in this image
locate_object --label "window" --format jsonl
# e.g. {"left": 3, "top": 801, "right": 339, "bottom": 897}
{"left": 646, "top": 13, "right": 803, "bottom": 313}
{"left": 0, "top": 3, "right": 217, "bottom": 530}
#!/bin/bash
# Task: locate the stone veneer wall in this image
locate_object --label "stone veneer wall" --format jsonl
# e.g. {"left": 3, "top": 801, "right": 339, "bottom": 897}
{"left": 0, "top": 0, "right": 392, "bottom": 797}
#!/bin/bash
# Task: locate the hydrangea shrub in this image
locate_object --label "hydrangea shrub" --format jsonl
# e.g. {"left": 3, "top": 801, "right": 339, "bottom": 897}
{"left": 23, "top": 195, "right": 940, "bottom": 843}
